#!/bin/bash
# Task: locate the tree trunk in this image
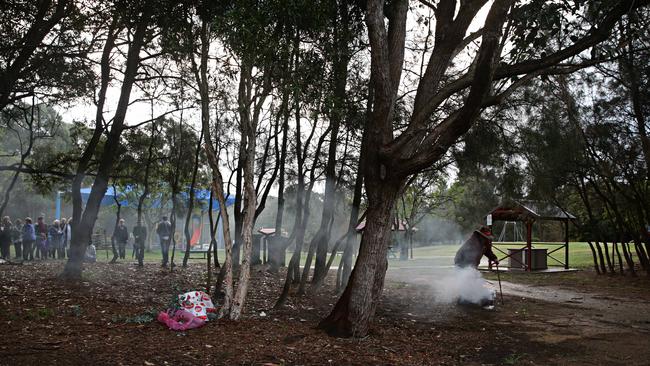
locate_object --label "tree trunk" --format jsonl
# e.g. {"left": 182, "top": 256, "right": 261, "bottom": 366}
{"left": 182, "top": 121, "right": 205, "bottom": 267}
{"left": 338, "top": 73, "right": 372, "bottom": 291}
{"left": 603, "top": 241, "right": 614, "bottom": 273}
{"left": 614, "top": 241, "right": 624, "bottom": 274}
{"left": 230, "top": 63, "right": 259, "bottom": 320}
{"left": 136, "top": 113, "right": 156, "bottom": 226}
{"left": 206, "top": 201, "right": 214, "bottom": 294}
{"left": 312, "top": 80, "right": 347, "bottom": 283}
{"left": 110, "top": 184, "right": 122, "bottom": 264}
{"left": 68, "top": 16, "right": 119, "bottom": 257}
{"left": 275, "top": 88, "right": 319, "bottom": 306}
{"left": 233, "top": 134, "right": 245, "bottom": 267}
{"left": 208, "top": 189, "right": 220, "bottom": 269}
{"left": 192, "top": 12, "right": 233, "bottom": 316}
{"left": 271, "top": 90, "right": 290, "bottom": 273}
{"left": 633, "top": 240, "right": 650, "bottom": 275}
{"left": 63, "top": 11, "right": 150, "bottom": 279}
{"left": 318, "top": 182, "right": 401, "bottom": 337}
{"left": 594, "top": 241, "right": 607, "bottom": 274}
{"left": 621, "top": 242, "right": 636, "bottom": 275}
{"left": 169, "top": 194, "right": 178, "bottom": 270}
{"left": 586, "top": 241, "right": 601, "bottom": 274}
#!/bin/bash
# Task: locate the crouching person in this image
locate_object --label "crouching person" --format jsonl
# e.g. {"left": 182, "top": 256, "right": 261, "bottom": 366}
{"left": 454, "top": 226, "right": 499, "bottom": 308}
{"left": 454, "top": 225, "right": 499, "bottom": 268}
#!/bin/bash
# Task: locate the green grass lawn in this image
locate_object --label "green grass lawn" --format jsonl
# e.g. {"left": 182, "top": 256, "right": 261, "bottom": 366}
{"left": 421, "top": 242, "right": 596, "bottom": 268}
{"left": 6, "top": 241, "right": 596, "bottom": 269}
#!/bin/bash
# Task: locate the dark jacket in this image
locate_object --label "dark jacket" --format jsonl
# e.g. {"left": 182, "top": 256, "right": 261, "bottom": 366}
{"left": 22, "top": 224, "right": 36, "bottom": 242}
{"left": 454, "top": 231, "right": 498, "bottom": 268}
{"left": 114, "top": 225, "right": 129, "bottom": 243}
{"left": 48, "top": 226, "right": 63, "bottom": 247}
{"left": 156, "top": 221, "right": 171, "bottom": 238}
{"left": 36, "top": 222, "right": 47, "bottom": 240}
{"left": 133, "top": 225, "right": 147, "bottom": 243}
{"left": 10, "top": 225, "right": 22, "bottom": 242}
{"left": 0, "top": 227, "right": 11, "bottom": 246}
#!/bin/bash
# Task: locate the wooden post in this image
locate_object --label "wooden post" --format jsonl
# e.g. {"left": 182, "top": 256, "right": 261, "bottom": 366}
{"left": 564, "top": 220, "right": 569, "bottom": 269}
{"left": 526, "top": 221, "right": 533, "bottom": 272}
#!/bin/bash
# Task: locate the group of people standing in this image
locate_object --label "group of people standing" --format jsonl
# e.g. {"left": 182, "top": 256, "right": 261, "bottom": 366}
{"left": 0, "top": 215, "right": 72, "bottom": 261}
{"left": 110, "top": 218, "right": 148, "bottom": 266}
{"left": 111, "top": 216, "right": 172, "bottom": 267}
{"left": 1, "top": 213, "right": 176, "bottom": 267}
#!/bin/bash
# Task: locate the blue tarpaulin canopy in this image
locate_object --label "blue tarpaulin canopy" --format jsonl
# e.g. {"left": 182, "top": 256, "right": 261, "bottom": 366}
{"left": 79, "top": 186, "right": 129, "bottom": 207}
{"left": 79, "top": 187, "right": 235, "bottom": 211}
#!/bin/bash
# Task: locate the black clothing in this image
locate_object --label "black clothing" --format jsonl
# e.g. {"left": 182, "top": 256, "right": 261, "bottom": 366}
{"left": 156, "top": 221, "right": 171, "bottom": 238}
{"left": 133, "top": 225, "right": 147, "bottom": 266}
{"left": 114, "top": 225, "right": 129, "bottom": 243}
{"left": 12, "top": 225, "right": 22, "bottom": 259}
{"left": 23, "top": 240, "right": 33, "bottom": 261}
{"left": 454, "top": 231, "right": 498, "bottom": 268}
{"left": 157, "top": 221, "right": 172, "bottom": 266}
{"left": 0, "top": 227, "right": 11, "bottom": 259}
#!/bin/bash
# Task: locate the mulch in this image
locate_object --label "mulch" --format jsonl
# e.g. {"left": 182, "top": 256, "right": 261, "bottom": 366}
{"left": 0, "top": 260, "right": 558, "bottom": 365}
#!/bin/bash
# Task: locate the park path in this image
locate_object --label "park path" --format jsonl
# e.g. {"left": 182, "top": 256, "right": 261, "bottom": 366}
{"left": 494, "top": 280, "right": 650, "bottom": 332}
{"left": 385, "top": 259, "right": 650, "bottom": 332}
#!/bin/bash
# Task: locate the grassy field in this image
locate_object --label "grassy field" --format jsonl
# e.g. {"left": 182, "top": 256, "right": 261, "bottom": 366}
{"left": 7, "top": 241, "right": 596, "bottom": 269}
{"left": 408, "top": 242, "right": 595, "bottom": 269}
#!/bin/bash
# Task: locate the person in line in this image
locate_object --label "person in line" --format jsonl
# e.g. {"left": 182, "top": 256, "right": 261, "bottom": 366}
{"left": 22, "top": 218, "right": 36, "bottom": 261}
{"left": 59, "top": 218, "right": 69, "bottom": 259}
{"left": 11, "top": 218, "right": 23, "bottom": 259}
{"left": 133, "top": 220, "right": 147, "bottom": 267}
{"left": 156, "top": 216, "right": 172, "bottom": 267}
{"left": 66, "top": 217, "right": 73, "bottom": 257}
{"left": 454, "top": 225, "right": 499, "bottom": 268}
{"left": 113, "top": 219, "right": 129, "bottom": 261}
{"left": 0, "top": 216, "right": 12, "bottom": 259}
{"left": 49, "top": 220, "right": 64, "bottom": 259}
{"left": 35, "top": 216, "right": 48, "bottom": 260}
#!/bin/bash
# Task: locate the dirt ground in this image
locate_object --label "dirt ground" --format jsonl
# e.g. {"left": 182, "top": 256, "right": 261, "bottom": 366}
{"left": 0, "top": 260, "right": 649, "bottom": 365}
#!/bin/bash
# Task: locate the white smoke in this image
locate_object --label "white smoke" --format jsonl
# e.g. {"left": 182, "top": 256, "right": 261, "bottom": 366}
{"left": 430, "top": 267, "right": 495, "bottom": 305}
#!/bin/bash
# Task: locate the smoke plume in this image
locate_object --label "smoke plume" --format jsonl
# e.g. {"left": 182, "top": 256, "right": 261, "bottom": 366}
{"left": 430, "top": 267, "right": 495, "bottom": 305}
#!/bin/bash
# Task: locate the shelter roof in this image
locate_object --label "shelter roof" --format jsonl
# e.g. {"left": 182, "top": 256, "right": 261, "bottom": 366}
{"left": 257, "top": 227, "right": 288, "bottom": 236}
{"left": 488, "top": 200, "right": 576, "bottom": 222}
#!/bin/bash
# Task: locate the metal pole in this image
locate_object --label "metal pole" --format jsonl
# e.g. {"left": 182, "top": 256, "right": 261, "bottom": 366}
{"left": 564, "top": 220, "right": 569, "bottom": 269}
{"left": 496, "top": 262, "right": 504, "bottom": 305}
{"left": 55, "top": 191, "right": 62, "bottom": 220}
{"left": 526, "top": 221, "right": 533, "bottom": 271}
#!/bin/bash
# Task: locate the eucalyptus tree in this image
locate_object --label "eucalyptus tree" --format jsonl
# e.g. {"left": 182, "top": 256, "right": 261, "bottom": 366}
{"left": 319, "top": 0, "right": 650, "bottom": 337}
{"left": 309, "top": 0, "right": 365, "bottom": 285}
{"left": 0, "top": 0, "right": 90, "bottom": 112}
{"left": 64, "top": 0, "right": 181, "bottom": 278}
{"left": 0, "top": 102, "right": 69, "bottom": 217}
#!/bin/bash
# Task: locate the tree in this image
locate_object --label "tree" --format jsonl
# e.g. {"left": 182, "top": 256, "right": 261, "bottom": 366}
{"left": 0, "top": 0, "right": 89, "bottom": 112}
{"left": 310, "top": 0, "right": 364, "bottom": 285}
{"left": 397, "top": 172, "right": 450, "bottom": 259}
{"left": 64, "top": 1, "right": 159, "bottom": 278}
{"left": 0, "top": 102, "right": 68, "bottom": 217}
{"left": 319, "top": 0, "right": 650, "bottom": 337}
